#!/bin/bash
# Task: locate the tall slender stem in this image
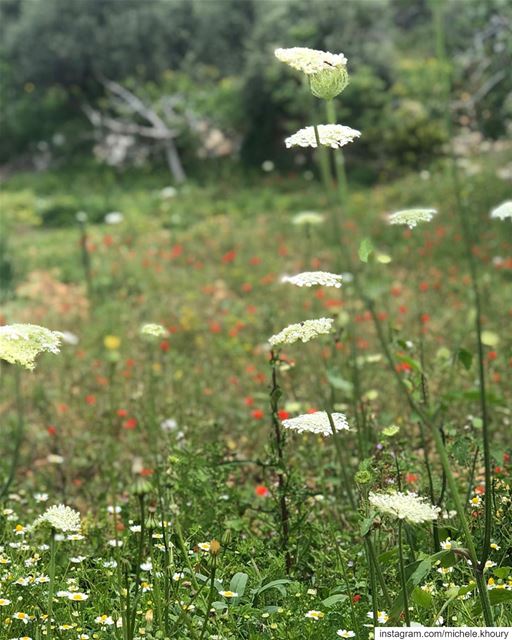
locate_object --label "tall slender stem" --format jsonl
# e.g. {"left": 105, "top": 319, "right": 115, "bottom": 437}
{"left": 47, "top": 530, "right": 57, "bottom": 640}
{"left": 270, "top": 351, "right": 292, "bottom": 573}
{"left": 398, "top": 521, "right": 411, "bottom": 626}
{"left": 0, "top": 367, "right": 24, "bottom": 499}
{"left": 430, "top": 0, "right": 493, "bottom": 573}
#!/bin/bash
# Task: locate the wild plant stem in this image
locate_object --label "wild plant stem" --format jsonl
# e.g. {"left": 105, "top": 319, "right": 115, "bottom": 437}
{"left": 269, "top": 351, "right": 292, "bottom": 573}
{"left": 199, "top": 555, "right": 217, "bottom": 640}
{"left": 365, "top": 533, "right": 392, "bottom": 608}
{"left": 365, "top": 537, "right": 379, "bottom": 624}
{"left": 398, "top": 520, "right": 411, "bottom": 626}
{"left": 0, "top": 367, "right": 24, "bottom": 500}
{"left": 327, "top": 411, "right": 356, "bottom": 509}
{"left": 47, "top": 530, "right": 57, "bottom": 640}
{"left": 430, "top": 0, "right": 493, "bottom": 575}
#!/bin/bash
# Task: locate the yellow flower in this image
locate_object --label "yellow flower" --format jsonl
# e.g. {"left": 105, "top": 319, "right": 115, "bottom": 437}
{"left": 104, "top": 335, "right": 121, "bottom": 350}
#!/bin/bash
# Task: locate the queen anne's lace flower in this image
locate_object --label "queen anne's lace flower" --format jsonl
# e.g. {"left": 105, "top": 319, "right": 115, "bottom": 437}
{"left": 269, "top": 318, "right": 334, "bottom": 346}
{"left": 140, "top": 323, "right": 168, "bottom": 339}
{"left": 285, "top": 124, "right": 361, "bottom": 150}
{"left": 0, "top": 324, "right": 61, "bottom": 370}
{"left": 281, "top": 271, "right": 342, "bottom": 288}
{"left": 369, "top": 491, "right": 440, "bottom": 524}
{"left": 490, "top": 201, "right": 512, "bottom": 220}
{"left": 33, "top": 505, "right": 81, "bottom": 532}
{"left": 292, "top": 211, "right": 325, "bottom": 226}
{"left": 275, "top": 47, "right": 347, "bottom": 75}
{"left": 282, "top": 411, "right": 350, "bottom": 436}
{"left": 388, "top": 208, "right": 437, "bottom": 229}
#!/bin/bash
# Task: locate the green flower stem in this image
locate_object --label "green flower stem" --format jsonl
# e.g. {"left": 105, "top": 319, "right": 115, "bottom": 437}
{"left": 307, "top": 78, "right": 333, "bottom": 195}
{"left": 365, "top": 533, "right": 392, "bottom": 608}
{"left": 47, "top": 529, "right": 57, "bottom": 640}
{"left": 336, "top": 548, "right": 362, "bottom": 638}
{"left": 398, "top": 520, "right": 411, "bottom": 626}
{"left": 430, "top": 0, "right": 493, "bottom": 574}
{"left": 199, "top": 554, "right": 217, "bottom": 640}
{"left": 326, "top": 411, "right": 356, "bottom": 509}
{"left": 128, "top": 494, "right": 146, "bottom": 638}
{"left": 325, "top": 99, "right": 348, "bottom": 203}
{"left": 269, "top": 351, "right": 292, "bottom": 573}
{"left": 0, "top": 367, "right": 24, "bottom": 500}
{"left": 78, "top": 218, "right": 93, "bottom": 301}
{"left": 365, "top": 536, "right": 379, "bottom": 624}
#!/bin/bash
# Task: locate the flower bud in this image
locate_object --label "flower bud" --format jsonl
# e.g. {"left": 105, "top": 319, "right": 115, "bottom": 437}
{"left": 131, "top": 476, "right": 153, "bottom": 497}
{"left": 209, "top": 539, "right": 221, "bottom": 556}
{"left": 310, "top": 66, "right": 349, "bottom": 100}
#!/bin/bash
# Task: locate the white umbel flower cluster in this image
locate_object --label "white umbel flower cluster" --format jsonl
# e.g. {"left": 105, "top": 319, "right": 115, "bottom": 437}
{"left": 282, "top": 271, "right": 342, "bottom": 288}
{"left": 369, "top": 491, "right": 440, "bottom": 524}
{"left": 274, "top": 47, "right": 347, "bottom": 75}
{"left": 292, "top": 211, "right": 325, "bottom": 226}
{"left": 33, "top": 504, "right": 81, "bottom": 532}
{"left": 282, "top": 411, "right": 350, "bottom": 437}
{"left": 388, "top": 208, "right": 437, "bottom": 229}
{"left": 285, "top": 124, "right": 361, "bottom": 150}
{"left": 0, "top": 323, "right": 62, "bottom": 370}
{"left": 490, "top": 201, "right": 512, "bottom": 221}
{"left": 140, "top": 323, "right": 168, "bottom": 339}
{"left": 269, "top": 317, "right": 334, "bottom": 347}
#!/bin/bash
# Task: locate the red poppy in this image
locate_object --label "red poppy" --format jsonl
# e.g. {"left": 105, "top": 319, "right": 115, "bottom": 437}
{"left": 255, "top": 485, "right": 269, "bottom": 497}
{"left": 209, "top": 322, "right": 222, "bottom": 334}
{"left": 85, "top": 395, "right": 96, "bottom": 405}
{"left": 160, "top": 340, "right": 170, "bottom": 352}
{"left": 47, "top": 426, "right": 57, "bottom": 436}
{"left": 251, "top": 409, "right": 264, "bottom": 420}
{"left": 278, "top": 410, "right": 290, "bottom": 420}
{"left": 222, "top": 249, "right": 236, "bottom": 264}
{"left": 122, "top": 418, "right": 138, "bottom": 430}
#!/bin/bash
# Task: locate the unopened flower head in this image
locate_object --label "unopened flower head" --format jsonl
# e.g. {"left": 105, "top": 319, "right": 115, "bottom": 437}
{"left": 0, "top": 324, "right": 61, "bottom": 370}
{"left": 140, "top": 323, "right": 168, "bottom": 339}
{"left": 275, "top": 47, "right": 349, "bottom": 99}
{"left": 388, "top": 208, "right": 437, "bottom": 229}
{"left": 282, "top": 411, "right": 350, "bottom": 437}
{"left": 269, "top": 317, "right": 334, "bottom": 347}
{"left": 292, "top": 211, "right": 325, "bottom": 226}
{"left": 33, "top": 504, "right": 81, "bottom": 532}
{"left": 281, "top": 271, "right": 342, "bottom": 288}
{"left": 369, "top": 491, "right": 440, "bottom": 524}
{"left": 490, "top": 201, "right": 512, "bottom": 221}
{"left": 275, "top": 47, "right": 347, "bottom": 75}
{"left": 285, "top": 124, "right": 360, "bottom": 150}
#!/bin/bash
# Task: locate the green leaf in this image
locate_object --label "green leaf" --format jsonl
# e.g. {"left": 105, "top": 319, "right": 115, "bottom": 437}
{"left": 358, "top": 238, "right": 374, "bottom": 263}
{"left": 322, "top": 593, "right": 348, "bottom": 608}
{"left": 360, "top": 516, "right": 374, "bottom": 537}
{"left": 488, "top": 589, "right": 512, "bottom": 605}
{"left": 457, "top": 347, "right": 473, "bottom": 370}
{"left": 493, "top": 567, "right": 511, "bottom": 579}
{"left": 252, "top": 579, "right": 291, "bottom": 598}
{"left": 230, "top": 572, "right": 248, "bottom": 598}
{"left": 411, "top": 586, "right": 433, "bottom": 609}
{"left": 390, "top": 559, "right": 431, "bottom": 620}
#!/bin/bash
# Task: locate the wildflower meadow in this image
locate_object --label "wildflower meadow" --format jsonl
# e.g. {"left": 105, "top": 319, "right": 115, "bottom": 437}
{"left": 1, "top": 1, "right": 512, "bottom": 639}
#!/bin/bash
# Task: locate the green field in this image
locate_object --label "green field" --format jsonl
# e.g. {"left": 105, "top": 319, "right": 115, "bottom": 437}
{"left": 1, "top": 146, "right": 512, "bottom": 638}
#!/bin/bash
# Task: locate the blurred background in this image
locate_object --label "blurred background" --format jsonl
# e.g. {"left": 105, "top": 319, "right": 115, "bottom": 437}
{"left": 1, "top": 0, "right": 511, "bottom": 191}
